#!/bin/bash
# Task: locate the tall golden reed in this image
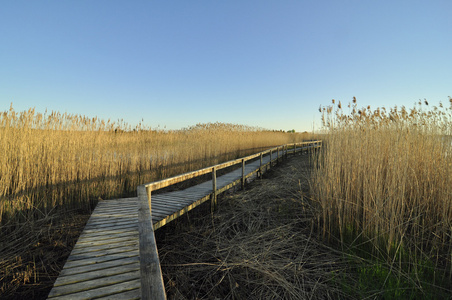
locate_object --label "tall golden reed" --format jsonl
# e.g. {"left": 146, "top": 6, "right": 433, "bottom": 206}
{"left": 311, "top": 97, "right": 452, "bottom": 275}
{"left": 0, "top": 104, "right": 308, "bottom": 225}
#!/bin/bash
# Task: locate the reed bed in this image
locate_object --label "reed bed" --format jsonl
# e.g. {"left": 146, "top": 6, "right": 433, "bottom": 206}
{"left": 0, "top": 104, "right": 311, "bottom": 298}
{"left": 0, "top": 104, "right": 308, "bottom": 226}
{"left": 311, "top": 98, "right": 452, "bottom": 295}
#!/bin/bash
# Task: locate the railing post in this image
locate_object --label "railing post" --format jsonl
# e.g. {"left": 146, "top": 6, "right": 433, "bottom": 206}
{"left": 277, "top": 147, "right": 280, "bottom": 163}
{"left": 241, "top": 159, "right": 245, "bottom": 189}
{"left": 259, "top": 153, "right": 263, "bottom": 178}
{"left": 269, "top": 149, "right": 272, "bottom": 170}
{"left": 211, "top": 167, "right": 217, "bottom": 212}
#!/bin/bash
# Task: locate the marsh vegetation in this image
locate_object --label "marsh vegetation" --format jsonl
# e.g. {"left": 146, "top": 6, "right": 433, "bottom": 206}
{"left": 0, "top": 105, "right": 309, "bottom": 298}
{"left": 312, "top": 98, "right": 452, "bottom": 298}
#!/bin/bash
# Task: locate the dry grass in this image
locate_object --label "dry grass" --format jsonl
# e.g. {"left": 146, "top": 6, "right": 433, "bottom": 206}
{"left": 0, "top": 209, "right": 90, "bottom": 299}
{"left": 156, "top": 155, "right": 354, "bottom": 299}
{"left": 311, "top": 98, "right": 452, "bottom": 295}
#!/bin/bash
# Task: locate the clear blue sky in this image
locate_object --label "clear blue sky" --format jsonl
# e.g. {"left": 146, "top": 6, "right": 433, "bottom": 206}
{"left": 1, "top": 1, "right": 451, "bottom": 132}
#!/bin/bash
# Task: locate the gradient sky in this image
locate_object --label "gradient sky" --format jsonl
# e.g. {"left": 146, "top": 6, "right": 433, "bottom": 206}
{"left": 1, "top": 1, "right": 451, "bottom": 132}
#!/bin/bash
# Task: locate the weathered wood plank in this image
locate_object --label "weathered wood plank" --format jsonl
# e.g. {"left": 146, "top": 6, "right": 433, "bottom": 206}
{"left": 70, "top": 239, "right": 138, "bottom": 256}
{"left": 86, "top": 217, "right": 138, "bottom": 227}
{"left": 152, "top": 193, "right": 201, "bottom": 202}
{"left": 148, "top": 210, "right": 172, "bottom": 219}
{"left": 72, "top": 235, "right": 139, "bottom": 251}
{"left": 152, "top": 204, "right": 187, "bottom": 214}
{"left": 95, "top": 200, "right": 137, "bottom": 207}
{"left": 152, "top": 208, "right": 180, "bottom": 217}
{"left": 157, "top": 192, "right": 209, "bottom": 200}
{"left": 92, "top": 205, "right": 137, "bottom": 212}
{"left": 62, "top": 250, "right": 139, "bottom": 269}
{"left": 88, "top": 209, "right": 137, "bottom": 217}
{"left": 83, "top": 216, "right": 138, "bottom": 225}
{"left": 48, "top": 274, "right": 140, "bottom": 299}
{"left": 80, "top": 223, "right": 138, "bottom": 235}
{"left": 58, "top": 256, "right": 139, "bottom": 277}
{"left": 83, "top": 220, "right": 138, "bottom": 230}
{"left": 66, "top": 244, "right": 138, "bottom": 262}
{"left": 151, "top": 198, "right": 191, "bottom": 208}
{"left": 53, "top": 261, "right": 139, "bottom": 287}
{"left": 75, "top": 230, "right": 138, "bottom": 244}
{"left": 95, "top": 287, "right": 141, "bottom": 300}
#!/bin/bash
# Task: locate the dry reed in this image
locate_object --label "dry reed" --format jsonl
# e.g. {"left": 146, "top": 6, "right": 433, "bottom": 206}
{"left": 0, "top": 104, "right": 309, "bottom": 226}
{"left": 311, "top": 98, "right": 452, "bottom": 291}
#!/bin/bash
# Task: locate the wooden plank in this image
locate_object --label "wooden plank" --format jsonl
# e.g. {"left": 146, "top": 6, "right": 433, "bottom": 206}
{"left": 151, "top": 200, "right": 187, "bottom": 210}
{"left": 86, "top": 217, "right": 138, "bottom": 226}
{"left": 83, "top": 220, "right": 138, "bottom": 230}
{"left": 152, "top": 193, "right": 200, "bottom": 203}
{"left": 95, "top": 197, "right": 138, "bottom": 204}
{"left": 53, "top": 262, "right": 139, "bottom": 287}
{"left": 152, "top": 206, "right": 181, "bottom": 216}
{"left": 67, "top": 245, "right": 139, "bottom": 264}
{"left": 151, "top": 198, "right": 198, "bottom": 209}
{"left": 80, "top": 223, "right": 137, "bottom": 235}
{"left": 75, "top": 230, "right": 138, "bottom": 244}
{"left": 95, "top": 200, "right": 137, "bottom": 206}
{"left": 149, "top": 208, "right": 172, "bottom": 217}
{"left": 151, "top": 198, "right": 191, "bottom": 208}
{"left": 86, "top": 209, "right": 138, "bottom": 218}
{"left": 51, "top": 281, "right": 140, "bottom": 300}
{"left": 70, "top": 239, "right": 138, "bottom": 256}
{"left": 95, "top": 288, "right": 141, "bottom": 300}
{"left": 58, "top": 256, "right": 139, "bottom": 277}
{"left": 92, "top": 207, "right": 137, "bottom": 213}
{"left": 48, "top": 273, "right": 140, "bottom": 299}
{"left": 62, "top": 250, "right": 139, "bottom": 269}
{"left": 152, "top": 195, "right": 200, "bottom": 205}
{"left": 167, "top": 189, "right": 212, "bottom": 198}
{"left": 72, "top": 234, "right": 138, "bottom": 251}
{"left": 137, "top": 185, "right": 166, "bottom": 300}
{"left": 88, "top": 208, "right": 137, "bottom": 216}
{"left": 83, "top": 216, "right": 138, "bottom": 225}
{"left": 152, "top": 201, "right": 188, "bottom": 211}
{"left": 87, "top": 213, "right": 137, "bottom": 221}
{"left": 66, "top": 244, "right": 139, "bottom": 262}
{"left": 93, "top": 205, "right": 137, "bottom": 212}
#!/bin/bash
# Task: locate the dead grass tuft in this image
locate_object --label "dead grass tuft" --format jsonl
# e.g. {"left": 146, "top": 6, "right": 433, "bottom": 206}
{"left": 0, "top": 209, "right": 90, "bottom": 299}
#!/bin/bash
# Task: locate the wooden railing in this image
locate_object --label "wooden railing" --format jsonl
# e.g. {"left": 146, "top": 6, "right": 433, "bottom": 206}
{"left": 137, "top": 140, "right": 322, "bottom": 299}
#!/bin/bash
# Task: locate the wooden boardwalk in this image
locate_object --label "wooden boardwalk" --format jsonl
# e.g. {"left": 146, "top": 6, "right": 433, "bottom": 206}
{"left": 47, "top": 142, "right": 321, "bottom": 299}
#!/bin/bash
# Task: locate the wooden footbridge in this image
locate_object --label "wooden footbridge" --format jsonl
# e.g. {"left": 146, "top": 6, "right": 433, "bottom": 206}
{"left": 47, "top": 141, "right": 322, "bottom": 300}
